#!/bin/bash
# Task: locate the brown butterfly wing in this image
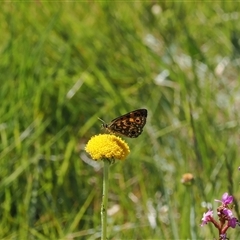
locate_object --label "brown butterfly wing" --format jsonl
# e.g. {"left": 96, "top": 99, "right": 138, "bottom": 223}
{"left": 107, "top": 109, "right": 147, "bottom": 138}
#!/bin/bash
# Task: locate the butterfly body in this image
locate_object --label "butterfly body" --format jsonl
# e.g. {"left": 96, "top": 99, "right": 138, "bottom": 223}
{"left": 100, "top": 109, "right": 147, "bottom": 138}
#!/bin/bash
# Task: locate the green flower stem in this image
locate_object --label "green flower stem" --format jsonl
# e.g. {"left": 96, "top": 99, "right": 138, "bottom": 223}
{"left": 101, "top": 159, "right": 110, "bottom": 240}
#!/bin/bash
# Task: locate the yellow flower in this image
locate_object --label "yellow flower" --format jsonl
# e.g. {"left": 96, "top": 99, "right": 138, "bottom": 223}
{"left": 85, "top": 134, "right": 130, "bottom": 161}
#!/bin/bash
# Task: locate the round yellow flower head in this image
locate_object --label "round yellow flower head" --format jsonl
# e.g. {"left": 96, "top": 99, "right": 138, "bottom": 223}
{"left": 85, "top": 134, "right": 130, "bottom": 161}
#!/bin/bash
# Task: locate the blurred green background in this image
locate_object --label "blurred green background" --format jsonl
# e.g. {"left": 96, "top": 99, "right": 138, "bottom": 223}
{"left": 1, "top": 1, "right": 240, "bottom": 239}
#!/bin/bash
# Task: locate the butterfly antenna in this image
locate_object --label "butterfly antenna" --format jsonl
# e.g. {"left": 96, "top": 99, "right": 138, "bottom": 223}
{"left": 98, "top": 117, "right": 107, "bottom": 129}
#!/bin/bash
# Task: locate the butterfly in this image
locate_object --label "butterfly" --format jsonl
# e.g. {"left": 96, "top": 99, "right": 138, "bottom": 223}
{"left": 99, "top": 109, "right": 147, "bottom": 138}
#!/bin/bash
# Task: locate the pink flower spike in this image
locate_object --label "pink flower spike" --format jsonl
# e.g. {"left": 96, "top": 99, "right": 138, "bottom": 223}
{"left": 201, "top": 210, "right": 213, "bottom": 226}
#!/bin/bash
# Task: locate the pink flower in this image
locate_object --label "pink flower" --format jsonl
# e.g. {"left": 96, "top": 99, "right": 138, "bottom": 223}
{"left": 215, "top": 193, "right": 233, "bottom": 206}
{"left": 220, "top": 233, "right": 227, "bottom": 240}
{"left": 201, "top": 210, "right": 213, "bottom": 226}
{"left": 222, "top": 208, "right": 233, "bottom": 218}
{"left": 228, "top": 217, "right": 238, "bottom": 228}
